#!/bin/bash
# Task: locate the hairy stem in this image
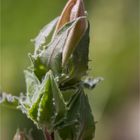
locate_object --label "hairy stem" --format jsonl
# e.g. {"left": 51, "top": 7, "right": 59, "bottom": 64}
{"left": 43, "top": 128, "right": 53, "bottom": 140}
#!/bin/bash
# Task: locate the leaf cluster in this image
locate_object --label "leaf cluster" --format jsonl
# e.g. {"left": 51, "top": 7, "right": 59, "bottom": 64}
{"left": 0, "top": 16, "right": 102, "bottom": 140}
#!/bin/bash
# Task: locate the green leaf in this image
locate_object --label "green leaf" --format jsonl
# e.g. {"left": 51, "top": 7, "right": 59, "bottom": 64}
{"left": 0, "top": 92, "right": 19, "bottom": 109}
{"left": 24, "top": 70, "right": 40, "bottom": 104}
{"left": 75, "top": 90, "right": 95, "bottom": 140}
{"left": 56, "top": 88, "right": 95, "bottom": 140}
{"left": 61, "top": 88, "right": 77, "bottom": 104}
{"left": 27, "top": 70, "right": 66, "bottom": 131}
{"left": 33, "top": 17, "right": 59, "bottom": 54}
{"left": 28, "top": 71, "right": 54, "bottom": 129}
{"left": 49, "top": 71, "right": 66, "bottom": 122}
{"left": 28, "top": 54, "right": 49, "bottom": 81}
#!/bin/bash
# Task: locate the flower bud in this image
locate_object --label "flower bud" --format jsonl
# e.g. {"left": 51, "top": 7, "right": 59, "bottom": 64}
{"left": 54, "top": 0, "right": 88, "bottom": 66}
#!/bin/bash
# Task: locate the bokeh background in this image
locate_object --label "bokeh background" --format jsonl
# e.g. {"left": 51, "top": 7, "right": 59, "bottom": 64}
{"left": 0, "top": 0, "right": 139, "bottom": 140}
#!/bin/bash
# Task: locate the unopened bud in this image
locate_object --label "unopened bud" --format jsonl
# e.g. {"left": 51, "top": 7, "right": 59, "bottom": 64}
{"left": 54, "top": 0, "right": 88, "bottom": 66}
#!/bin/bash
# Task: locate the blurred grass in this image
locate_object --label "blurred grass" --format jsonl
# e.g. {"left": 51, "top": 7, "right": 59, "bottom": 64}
{"left": 0, "top": 0, "right": 139, "bottom": 140}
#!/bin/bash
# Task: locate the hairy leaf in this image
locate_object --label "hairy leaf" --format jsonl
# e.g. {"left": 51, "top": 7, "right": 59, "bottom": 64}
{"left": 56, "top": 87, "right": 95, "bottom": 140}
{"left": 33, "top": 17, "right": 59, "bottom": 54}
{"left": 0, "top": 92, "right": 19, "bottom": 109}
{"left": 24, "top": 70, "right": 40, "bottom": 104}
{"left": 26, "top": 70, "right": 66, "bottom": 131}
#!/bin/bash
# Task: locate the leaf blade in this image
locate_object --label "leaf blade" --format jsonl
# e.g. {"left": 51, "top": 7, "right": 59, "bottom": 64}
{"left": 33, "top": 17, "right": 59, "bottom": 54}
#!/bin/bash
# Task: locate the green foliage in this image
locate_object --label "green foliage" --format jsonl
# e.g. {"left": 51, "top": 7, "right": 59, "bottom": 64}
{"left": 0, "top": 13, "right": 97, "bottom": 140}
{"left": 26, "top": 17, "right": 95, "bottom": 139}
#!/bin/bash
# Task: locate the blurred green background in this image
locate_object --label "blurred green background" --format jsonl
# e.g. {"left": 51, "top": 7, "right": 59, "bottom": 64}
{"left": 0, "top": 0, "right": 139, "bottom": 140}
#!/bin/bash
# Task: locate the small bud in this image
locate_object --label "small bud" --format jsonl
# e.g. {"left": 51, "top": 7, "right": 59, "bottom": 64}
{"left": 54, "top": 0, "right": 88, "bottom": 66}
